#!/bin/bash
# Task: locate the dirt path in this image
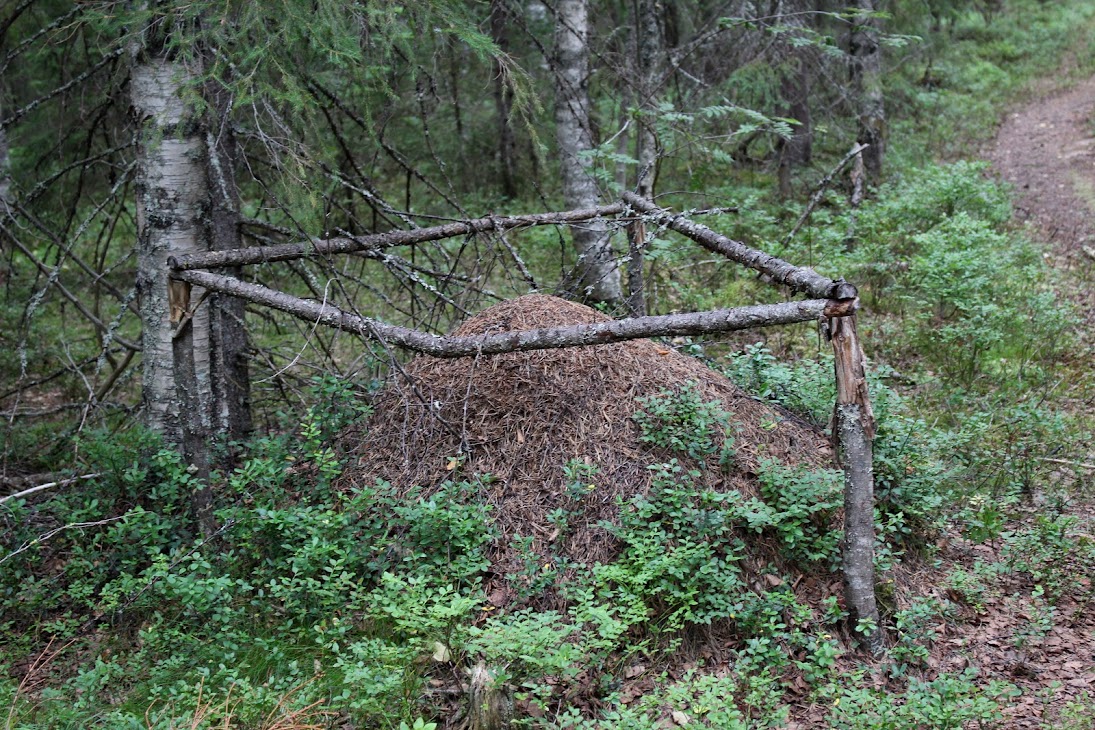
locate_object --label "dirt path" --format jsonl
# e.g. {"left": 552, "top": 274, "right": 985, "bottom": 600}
{"left": 986, "top": 70, "right": 1095, "bottom": 466}
{"left": 985, "top": 75, "right": 1095, "bottom": 343}
{"left": 977, "top": 76, "right": 1095, "bottom": 728}
{"left": 988, "top": 76, "right": 1095, "bottom": 245}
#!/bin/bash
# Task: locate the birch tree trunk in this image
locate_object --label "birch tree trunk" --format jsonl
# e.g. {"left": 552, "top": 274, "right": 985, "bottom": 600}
{"left": 850, "top": 0, "right": 884, "bottom": 183}
{"left": 131, "top": 48, "right": 213, "bottom": 451}
{"left": 553, "top": 0, "right": 623, "bottom": 303}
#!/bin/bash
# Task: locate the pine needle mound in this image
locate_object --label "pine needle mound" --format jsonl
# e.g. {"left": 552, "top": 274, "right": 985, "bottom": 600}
{"left": 339, "top": 294, "right": 834, "bottom": 601}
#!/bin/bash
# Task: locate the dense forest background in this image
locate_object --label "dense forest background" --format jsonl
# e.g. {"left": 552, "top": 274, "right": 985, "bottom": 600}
{"left": 1, "top": 0, "right": 1094, "bottom": 728}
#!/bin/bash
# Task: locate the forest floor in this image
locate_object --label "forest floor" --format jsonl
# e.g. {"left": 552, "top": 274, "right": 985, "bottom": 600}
{"left": 919, "top": 67, "right": 1095, "bottom": 728}
{"left": 792, "top": 70, "right": 1095, "bottom": 729}
{"left": 900, "top": 518, "right": 1095, "bottom": 730}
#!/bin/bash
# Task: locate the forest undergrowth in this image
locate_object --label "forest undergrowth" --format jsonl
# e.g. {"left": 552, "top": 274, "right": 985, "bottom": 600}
{"left": 3, "top": 2, "right": 1095, "bottom": 729}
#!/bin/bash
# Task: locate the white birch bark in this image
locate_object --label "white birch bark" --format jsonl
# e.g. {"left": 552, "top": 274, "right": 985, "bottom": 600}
{"left": 553, "top": 0, "right": 622, "bottom": 303}
{"left": 131, "top": 55, "right": 212, "bottom": 443}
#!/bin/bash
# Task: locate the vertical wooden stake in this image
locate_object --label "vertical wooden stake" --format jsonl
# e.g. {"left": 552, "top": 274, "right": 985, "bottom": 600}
{"left": 829, "top": 311, "right": 884, "bottom": 655}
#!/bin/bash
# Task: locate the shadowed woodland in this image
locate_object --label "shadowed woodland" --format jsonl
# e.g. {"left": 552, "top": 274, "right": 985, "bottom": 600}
{"left": 1, "top": 1, "right": 1094, "bottom": 728}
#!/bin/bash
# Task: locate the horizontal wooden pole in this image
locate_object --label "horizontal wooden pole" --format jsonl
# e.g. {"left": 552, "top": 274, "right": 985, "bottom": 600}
{"left": 622, "top": 191, "right": 856, "bottom": 300}
{"left": 169, "top": 203, "right": 627, "bottom": 271}
{"left": 173, "top": 269, "right": 854, "bottom": 358}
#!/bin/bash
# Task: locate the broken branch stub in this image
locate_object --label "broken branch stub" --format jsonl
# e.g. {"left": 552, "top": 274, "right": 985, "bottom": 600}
{"left": 468, "top": 662, "right": 514, "bottom": 730}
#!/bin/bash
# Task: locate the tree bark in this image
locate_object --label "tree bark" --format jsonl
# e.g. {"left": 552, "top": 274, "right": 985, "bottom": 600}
{"left": 634, "top": 0, "right": 662, "bottom": 201}
{"left": 776, "top": 0, "right": 813, "bottom": 198}
{"left": 131, "top": 51, "right": 213, "bottom": 448}
{"left": 850, "top": 0, "right": 884, "bottom": 183}
{"left": 614, "top": 13, "right": 633, "bottom": 192}
{"left": 203, "top": 83, "right": 252, "bottom": 443}
{"left": 131, "top": 39, "right": 221, "bottom": 535}
{"left": 626, "top": 216, "right": 647, "bottom": 317}
{"left": 626, "top": 0, "right": 663, "bottom": 316}
{"left": 830, "top": 313, "right": 884, "bottom": 655}
{"left": 468, "top": 662, "right": 514, "bottom": 730}
{"left": 171, "top": 268, "right": 854, "bottom": 357}
{"left": 553, "top": 0, "right": 622, "bottom": 303}
{"left": 0, "top": 94, "right": 11, "bottom": 211}
{"left": 172, "top": 291, "right": 214, "bottom": 535}
{"left": 170, "top": 204, "right": 625, "bottom": 271}
{"left": 490, "top": 0, "right": 518, "bottom": 200}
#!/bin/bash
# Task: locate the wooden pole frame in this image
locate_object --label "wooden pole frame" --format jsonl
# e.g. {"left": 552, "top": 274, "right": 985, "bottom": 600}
{"left": 167, "top": 195, "right": 883, "bottom": 652}
{"left": 171, "top": 269, "right": 855, "bottom": 355}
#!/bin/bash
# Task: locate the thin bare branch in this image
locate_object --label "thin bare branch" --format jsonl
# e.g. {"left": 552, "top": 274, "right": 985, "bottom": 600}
{"left": 1039, "top": 457, "right": 1095, "bottom": 471}
{"left": 0, "top": 514, "right": 128, "bottom": 566}
{"left": 4, "top": 232, "right": 140, "bottom": 351}
{"left": 2, "top": 47, "right": 124, "bottom": 130}
{"left": 0, "top": 3, "right": 82, "bottom": 77}
{"left": 780, "top": 143, "right": 867, "bottom": 251}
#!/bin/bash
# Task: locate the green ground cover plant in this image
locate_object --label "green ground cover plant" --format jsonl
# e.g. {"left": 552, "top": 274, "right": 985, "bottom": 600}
{"left": 4, "top": 1, "right": 1095, "bottom": 728}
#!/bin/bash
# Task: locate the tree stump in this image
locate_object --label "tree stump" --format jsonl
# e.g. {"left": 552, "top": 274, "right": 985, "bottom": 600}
{"left": 468, "top": 662, "right": 513, "bottom": 730}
